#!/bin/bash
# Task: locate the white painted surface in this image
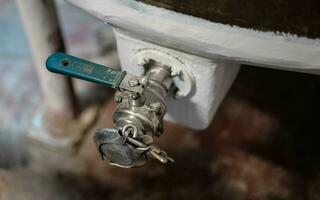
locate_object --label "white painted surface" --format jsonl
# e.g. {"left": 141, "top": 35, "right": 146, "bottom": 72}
{"left": 64, "top": 0, "right": 320, "bottom": 128}
{"left": 115, "top": 30, "right": 240, "bottom": 129}
{"left": 67, "top": 0, "right": 320, "bottom": 73}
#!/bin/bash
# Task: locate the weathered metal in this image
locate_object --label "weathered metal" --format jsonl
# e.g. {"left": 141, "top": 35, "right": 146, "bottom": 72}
{"left": 97, "top": 62, "right": 175, "bottom": 167}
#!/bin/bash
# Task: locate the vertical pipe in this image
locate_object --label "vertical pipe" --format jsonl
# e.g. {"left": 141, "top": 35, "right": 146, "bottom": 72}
{"left": 16, "top": 0, "right": 78, "bottom": 131}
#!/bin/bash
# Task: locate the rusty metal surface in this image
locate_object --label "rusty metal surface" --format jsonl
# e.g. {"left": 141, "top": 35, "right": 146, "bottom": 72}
{"left": 137, "top": 0, "right": 320, "bottom": 39}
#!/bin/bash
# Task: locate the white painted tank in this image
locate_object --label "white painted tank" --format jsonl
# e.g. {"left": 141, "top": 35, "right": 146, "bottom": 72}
{"left": 66, "top": 0, "right": 320, "bottom": 129}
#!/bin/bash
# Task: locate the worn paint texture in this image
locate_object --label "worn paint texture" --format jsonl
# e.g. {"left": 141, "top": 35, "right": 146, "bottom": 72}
{"left": 67, "top": 0, "right": 320, "bottom": 73}
{"left": 137, "top": 0, "right": 320, "bottom": 39}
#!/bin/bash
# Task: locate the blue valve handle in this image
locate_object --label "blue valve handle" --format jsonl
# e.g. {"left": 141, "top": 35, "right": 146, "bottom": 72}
{"left": 46, "top": 52, "right": 126, "bottom": 89}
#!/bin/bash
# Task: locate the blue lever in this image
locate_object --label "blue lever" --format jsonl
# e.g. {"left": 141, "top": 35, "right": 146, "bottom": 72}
{"left": 46, "top": 52, "right": 126, "bottom": 89}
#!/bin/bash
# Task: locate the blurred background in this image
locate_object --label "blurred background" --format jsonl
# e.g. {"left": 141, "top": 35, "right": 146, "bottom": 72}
{"left": 1, "top": 0, "right": 320, "bottom": 199}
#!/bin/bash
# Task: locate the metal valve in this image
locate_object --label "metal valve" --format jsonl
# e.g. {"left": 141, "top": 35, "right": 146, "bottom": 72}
{"left": 46, "top": 53, "right": 174, "bottom": 168}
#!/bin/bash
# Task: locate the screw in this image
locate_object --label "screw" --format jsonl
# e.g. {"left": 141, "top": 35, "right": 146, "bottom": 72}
{"left": 150, "top": 102, "right": 161, "bottom": 115}
{"left": 128, "top": 79, "right": 139, "bottom": 87}
{"left": 131, "top": 93, "right": 140, "bottom": 100}
{"left": 114, "top": 95, "right": 122, "bottom": 103}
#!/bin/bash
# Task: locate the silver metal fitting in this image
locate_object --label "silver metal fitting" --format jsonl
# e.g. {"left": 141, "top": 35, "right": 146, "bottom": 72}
{"left": 94, "top": 61, "right": 175, "bottom": 168}
{"left": 45, "top": 52, "right": 176, "bottom": 168}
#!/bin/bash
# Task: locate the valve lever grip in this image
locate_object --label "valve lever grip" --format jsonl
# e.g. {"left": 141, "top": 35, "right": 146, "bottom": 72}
{"left": 46, "top": 52, "right": 126, "bottom": 88}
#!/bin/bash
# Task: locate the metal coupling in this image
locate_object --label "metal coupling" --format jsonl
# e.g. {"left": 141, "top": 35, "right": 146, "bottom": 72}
{"left": 102, "top": 62, "right": 174, "bottom": 167}
{"left": 46, "top": 53, "right": 175, "bottom": 168}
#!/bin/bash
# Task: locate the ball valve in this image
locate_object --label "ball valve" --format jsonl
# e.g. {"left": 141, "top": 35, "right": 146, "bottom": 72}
{"left": 46, "top": 53, "right": 175, "bottom": 168}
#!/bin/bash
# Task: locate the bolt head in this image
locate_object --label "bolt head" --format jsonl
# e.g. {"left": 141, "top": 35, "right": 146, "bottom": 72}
{"left": 150, "top": 102, "right": 162, "bottom": 115}
{"left": 151, "top": 102, "right": 161, "bottom": 108}
{"left": 114, "top": 95, "right": 122, "bottom": 103}
{"left": 130, "top": 93, "right": 140, "bottom": 100}
{"left": 128, "top": 79, "right": 139, "bottom": 87}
